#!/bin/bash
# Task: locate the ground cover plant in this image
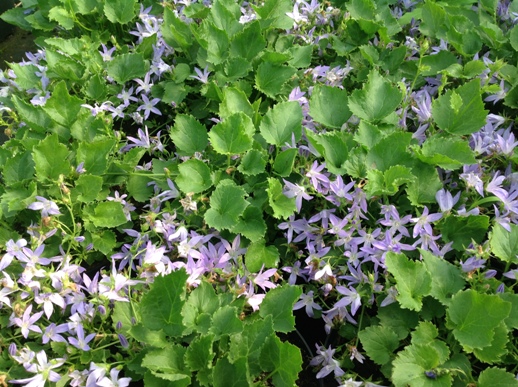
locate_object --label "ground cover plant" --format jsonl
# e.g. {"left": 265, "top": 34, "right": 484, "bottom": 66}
{"left": 1, "top": 0, "right": 518, "bottom": 385}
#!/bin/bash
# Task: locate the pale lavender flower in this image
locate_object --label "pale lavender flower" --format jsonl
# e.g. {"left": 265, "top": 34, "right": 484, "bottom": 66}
{"left": 410, "top": 207, "right": 442, "bottom": 237}
{"left": 435, "top": 188, "right": 461, "bottom": 213}
{"left": 97, "top": 368, "right": 131, "bottom": 387}
{"left": 283, "top": 179, "right": 313, "bottom": 213}
{"left": 99, "top": 44, "right": 116, "bottom": 61}
{"left": 253, "top": 267, "right": 278, "bottom": 291}
{"left": 117, "top": 87, "right": 139, "bottom": 106}
{"left": 282, "top": 261, "right": 308, "bottom": 284}
{"left": 34, "top": 291, "right": 66, "bottom": 319}
{"left": 293, "top": 290, "right": 322, "bottom": 317}
{"left": 190, "top": 66, "right": 211, "bottom": 84}
{"left": 484, "top": 79, "right": 508, "bottom": 104}
{"left": 68, "top": 323, "right": 96, "bottom": 351}
{"left": 137, "top": 94, "right": 162, "bottom": 119}
{"left": 335, "top": 285, "right": 361, "bottom": 315}
{"left": 0, "top": 238, "right": 27, "bottom": 270}
{"left": 306, "top": 161, "right": 330, "bottom": 192}
{"left": 42, "top": 323, "right": 68, "bottom": 344}
{"left": 310, "top": 344, "right": 345, "bottom": 379}
{"left": 10, "top": 351, "right": 64, "bottom": 386}
{"left": 460, "top": 257, "right": 486, "bottom": 272}
{"left": 134, "top": 72, "right": 153, "bottom": 95}
{"left": 27, "top": 196, "right": 61, "bottom": 217}
{"left": 11, "top": 304, "right": 43, "bottom": 338}
{"left": 460, "top": 170, "right": 485, "bottom": 197}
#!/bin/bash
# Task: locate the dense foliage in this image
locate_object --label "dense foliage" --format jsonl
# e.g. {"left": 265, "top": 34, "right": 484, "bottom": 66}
{"left": 1, "top": 0, "right": 518, "bottom": 386}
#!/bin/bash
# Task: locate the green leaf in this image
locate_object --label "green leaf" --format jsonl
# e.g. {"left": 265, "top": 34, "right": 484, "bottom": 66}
{"left": 348, "top": 69, "right": 403, "bottom": 122}
{"left": 76, "top": 137, "right": 116, "bottom": 175}
{"left": 185, "top": 334, "right": 215, "bottom": 372}
{"left": 259, "top": 101, "right": 302, "bottom": 146}
{"left": 510, "top": 24, "right": 518, "bottom": 52}
{"left": 74, "top": 174, "right": 103, "bottom": 203}
{"left": 161, "top": 8, "right": 193, "bottom": 52}
{"left": 259, "top": 336, "right": 302, "bottom": 387}
{"left": 213, "top": 357, "right": 249, "bottom": 387}
{"left": 366, "top": 131, "right": 413, "bottom": 172}
{"left": 106, "top": 53, "right": 148, "bottom": 84}
{"left": 498, "top": 293, "right": 518, "bottom": 330}
{"left": 104, "top": 0, "right": 136, "bottom": 24}
{"left": 140, "top": 270, "right": 188, "bottom": 336}
{"left": 129, "top": 324, "right": 168, "bottom": 349}
{"left": 237, "top": 149, "right": 267, "bottom": 176}
{"left": 32, "top": 134, "right": 70, "bottom": 182}
{"left": 255, "top": 62, "right": 296, "bottom": 99}
{"left": 209, "top": 112, "right": 254, "bottom": 155}
{"left": 415, "top": 135, "right": 477, "bottom": 170}
{"left": 472, "top": 322, "right": 509, "bottom": 363}
{"left": 231, "top": 206, "right": 267, "bottom": 242}
{"left": 259, "top": 284, "right": 302, "bottom": 333}
{"left": 446, "top": 290, "right": 511, "bottom": 349}
{"left": 432, "top": 79, "right": 488, "bottom": 136}
{"left": 358, "top": 325, "right": 400, "bottom": 365}
{"left": 91, "top": 201, "right": 128, "bottom": 228}
{"left": 112, "top": 301, "right": 135, "bottom": 334}
{"left": 228, "top": 316, "right": 274, "bottom": 373}
{"left": 219, "top": 87, "right": 254, "bottom": 120}
{"left": 478, "top": 368, "right": 518, "bottom": 387}
{"left": 223, "top": 56, "right": 252, "bottom": 81}
{"left": 385, "top": 252, "right": 432, "bottom": 311}
{"left": 204, "top": 180, "right": 249, "bottom": 230}
{"left": 309, "top": 85, "right": 352, "bottom": 128}
{"left": 287, "top": 45, "right": 313, "bottom": 68}
{"left": 365, "top": 165, "right": 415, "bottom": 197}
{"left": 11, "top": 96, "right": 51, "bottom": 133}
{"left": 419, "top": 1, "right": 447, "bottom": 39}
{"left": 252, "top": 0, "right": 293, "bottom": 29}
{"left": 48, "top": 6, "right": 75, "bottom": 30}
{"left": 439, "top": 215, "right": 490, "bottom": 251}
{"left": 91, "top": 229, "right": 116, "bottom": 255}
{"left": 490, "top": 223, "right": 518, "bottom": 263}
{"left": 420, "top": 249, "right": 465, "bottom": 306}
{"left": 392, "top": 344, "right": 451, "bottom": 387}
{"left": 176, "top": 159, "right": 212, "bottom": 194}
{"left": 9, "top": 63, "right": 42, "bottom": 90}
{"left": 43, "top": 81, "right": 83, "bottom": 128}
{"left": 210, "top": 305, "right": 243, "bottom": 339}
{"left": 410, "top": 321, "right": 449, "bottom": 364}
{"left": 142, "top": 345, "right": 190, "bottom": 385}
{"left": 169, "top": 115, "right": 208, "bottom": 156}
{"left": 182, "top": 282, "right": 219, "bottom": 334}
{"left": 230, "top": 20, "right": 266, "bottom": 61}
{"left": 406, "top": 161, "right": 443, "bottom": 206}
{"left": 377, "top": 302, "right": 419, "bottom": 340}
{"left": 46, "top": 49, "right": 84, "bottom": 81}
{"left": 3, "top": 151, "right": 35, "bottom": 185}
{"left": 267, "top": 177, "right": 296, "bottom": 219}
{"left": 273, "top": 148, "right": 297, "bottom": 177}
{"left": 205, "top": 21, "right": 230, "bottom": 65}
{"left": 305, "top": 131, "right": 351, "bottom": 175}
{"left": 127, "top": 173, "right": 154, "bottom": 202}
{"left": 245, "top": 239, "right": 279, "bottom": 273}
{"left": 420, "top": 50, "right": 458, "bottom": 76}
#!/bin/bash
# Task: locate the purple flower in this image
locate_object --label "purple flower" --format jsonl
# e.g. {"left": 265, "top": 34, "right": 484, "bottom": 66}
{"left": 97, "top": 368, "right": 131, "bottom": 387}
{"left": 253, "top": 267, "right": 278, "bottom": 291}
{"left": 334, "top": 285, "right": 361, "bottom": 315}
{"left": 305, "top": 161, "right": 330, "bottom": 192}
{"left": 0, "top": 238, "right": 27, "bottom": 270}
{"left": 137, "top": 94, "right": 162, "bottom": 119}
{"left": 293, "top": 290, "right": 322, "bottom": 317}
{"left": 68, "top": 323, "right": 96, "bottom": 351}
{"left": 310, "top": 344, "right": 345, "bottom": 379}
{"left": 435, "top": 189, "right": 460, "bottom": 213}
{"left": 27, "top": 196, "right": 61, "bottom": 217}
{"left": 11, "top": 304, "right": 43, "bottom": 338}
{"left": 282, "top": 261, "right": 308, "bottom": 284}
{"left": 190, "top": 66, "right": 211, "bottom": 84}
{"left": 10, "top": 350, "right": 64, "bottom": 386}
{"left": 134, "top": 72, "right": 153, "bottom": 95}
{"left": 410, "top": 206, "right": 442, "bottom": 237}
{"left": 42, "top": 323, "right": 68, "bottom": 344}
{"left": 283, "top": 179, "right": 313, "bottom": 213}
